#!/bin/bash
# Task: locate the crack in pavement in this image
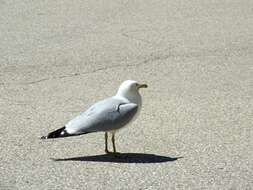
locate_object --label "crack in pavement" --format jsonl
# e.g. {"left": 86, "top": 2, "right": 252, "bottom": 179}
{"left": 5, "top": 44, "right": 249, "bottom": 86}
{"left": 16, "top": 57, "right": 160, "bottom": 85}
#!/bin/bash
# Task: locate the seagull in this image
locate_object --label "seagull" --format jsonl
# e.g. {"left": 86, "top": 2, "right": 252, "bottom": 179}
{"left": 41, "top": 80, "right": 147, "bottom": 154}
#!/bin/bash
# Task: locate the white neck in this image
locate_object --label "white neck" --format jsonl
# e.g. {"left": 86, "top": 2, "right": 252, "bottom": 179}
{"left": 116, "top": 89, "right": 142, "bottom": 107}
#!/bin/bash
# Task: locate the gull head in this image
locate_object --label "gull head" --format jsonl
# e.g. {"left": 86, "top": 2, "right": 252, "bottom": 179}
{"left": 116, "top": 80, "right": 147, "bottom": 104}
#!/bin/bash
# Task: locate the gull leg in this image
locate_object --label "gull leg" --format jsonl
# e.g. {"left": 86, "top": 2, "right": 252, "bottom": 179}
{"left": 105, "top": 132, "right": 110, "bottom": 154}
{"left": 112, "top": 133, "right": 118, "bottom": 154}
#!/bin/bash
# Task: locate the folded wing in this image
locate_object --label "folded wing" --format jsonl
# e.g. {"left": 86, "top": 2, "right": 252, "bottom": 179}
{"left": 65, "top": 98, "right": 138, "bottom": 135}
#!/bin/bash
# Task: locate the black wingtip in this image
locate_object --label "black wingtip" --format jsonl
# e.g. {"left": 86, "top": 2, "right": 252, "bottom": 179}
{"left": 42, "top": 126, "right": 67, "bottom": 139}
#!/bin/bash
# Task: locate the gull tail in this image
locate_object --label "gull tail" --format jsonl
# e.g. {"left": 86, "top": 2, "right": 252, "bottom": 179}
{"left": 41, "top": 126, "right": 69, "bottom": 139}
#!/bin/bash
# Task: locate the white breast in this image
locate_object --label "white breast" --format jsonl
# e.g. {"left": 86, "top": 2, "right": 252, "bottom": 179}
{"left": 112, "top": 92, "right": 142, "bottom": 133}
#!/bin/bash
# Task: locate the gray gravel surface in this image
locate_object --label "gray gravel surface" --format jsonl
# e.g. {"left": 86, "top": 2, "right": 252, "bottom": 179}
{"left": 0, "top": 0, "right": 252, "bottom": 189}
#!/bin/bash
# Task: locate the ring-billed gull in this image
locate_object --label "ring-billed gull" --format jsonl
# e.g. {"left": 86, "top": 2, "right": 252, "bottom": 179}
{"left": 41, "top": 80, "right": 147, "bottom": 154}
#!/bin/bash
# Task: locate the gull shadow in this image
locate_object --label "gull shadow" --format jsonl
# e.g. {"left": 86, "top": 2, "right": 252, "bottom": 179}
{"left": 52, "top": 153, "right": 182, "bottom": 164}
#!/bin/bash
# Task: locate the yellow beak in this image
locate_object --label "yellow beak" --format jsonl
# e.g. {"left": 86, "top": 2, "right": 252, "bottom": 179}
{"left": 137, "top": 83, "right": 148, "bottom": 89}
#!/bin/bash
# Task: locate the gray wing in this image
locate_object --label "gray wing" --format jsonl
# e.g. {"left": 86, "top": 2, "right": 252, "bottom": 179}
{"left": 65, "top": 97, "right": 138, "bottom": 135}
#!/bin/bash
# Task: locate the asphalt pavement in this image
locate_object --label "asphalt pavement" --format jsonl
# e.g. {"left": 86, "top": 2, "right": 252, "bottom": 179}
{"left": 0, "top": 0, "right": 252, "bottom": 189}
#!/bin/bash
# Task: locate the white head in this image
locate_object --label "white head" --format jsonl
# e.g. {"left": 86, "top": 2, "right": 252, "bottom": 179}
{"left": 116, "top": 80, "right": 148, "bottom": 105}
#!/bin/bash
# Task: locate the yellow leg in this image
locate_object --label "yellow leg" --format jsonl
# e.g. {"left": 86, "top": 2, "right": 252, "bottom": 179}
{"left": 105, "top": 132, "right": 110, "bottom": 154}
{"left": 112, "top": 133, "right": 116, "bottom": 153}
